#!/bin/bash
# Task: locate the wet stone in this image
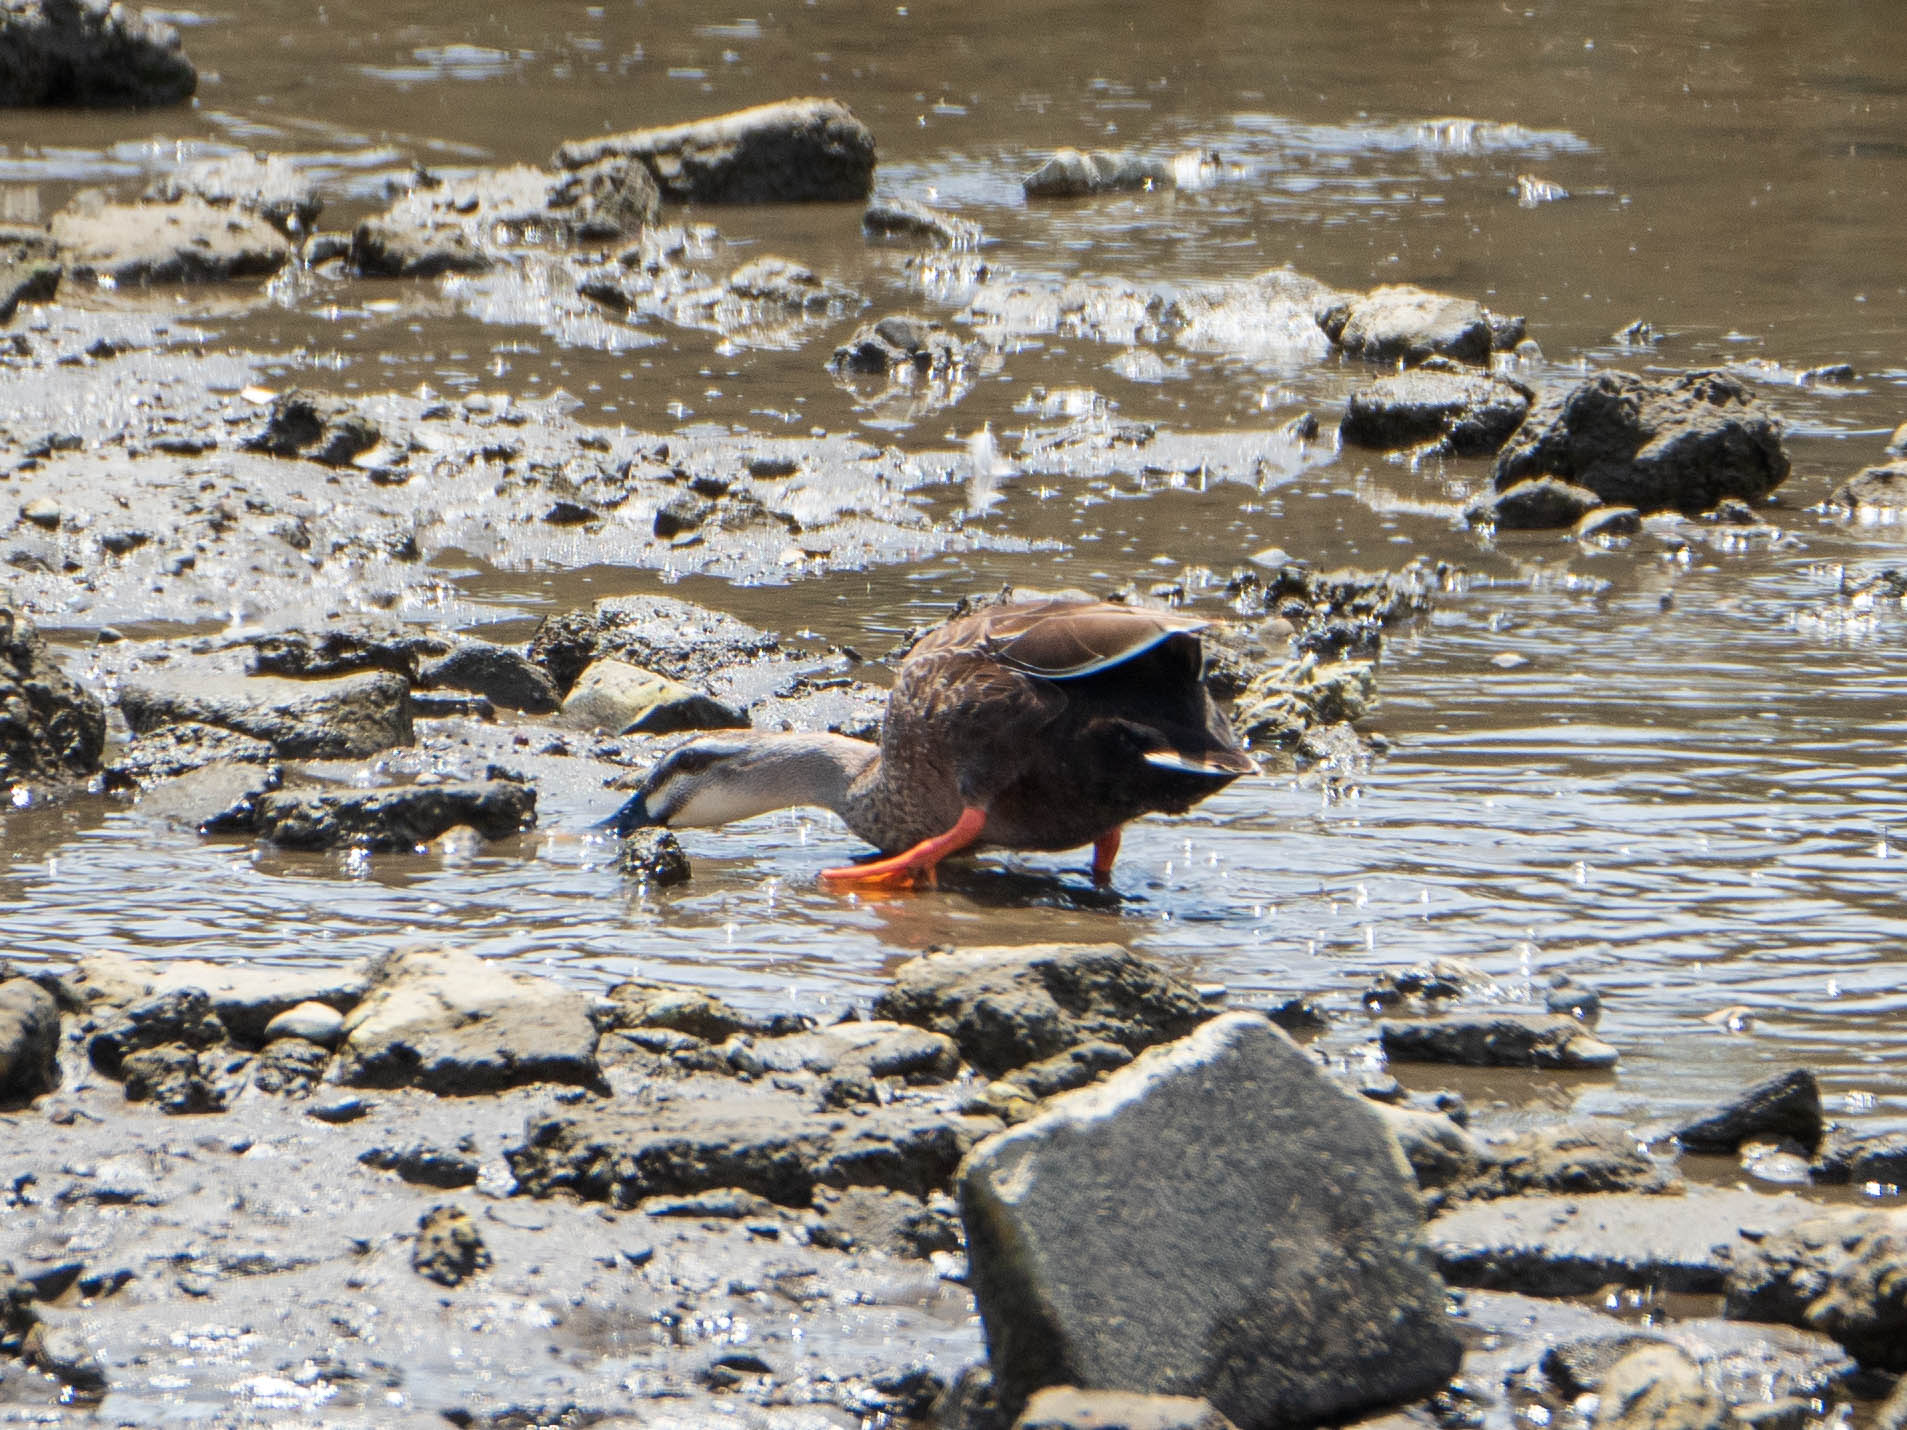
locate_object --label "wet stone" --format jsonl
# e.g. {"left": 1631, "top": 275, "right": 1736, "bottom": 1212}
{"left": 118, "top": 667, "right": 414, "bottom": 760}
{"left": 0, "top": 0, "right": 196, "bottom": 107}
{"left": 51, "top": 194, "right": 290, "bottom": 284}
{"left": 1339, "top": 369, "right": 1532, "bottom": 456}
{"left": 243, "top": 625, "right": 449, "bottom": 680}
{"left": 1329, "top": 285, "right": 1495, "bottom": 366}
{"left": 559, "top": 657, "right": 747, "bottom": 735}
{"left": 249, "top": 778, "right": 537, "bottom": 851}
{"left": 1472, "top": 477, "right": 1607, "bottom": 530}
{"left": 0, "top": 603, "right": 107, "bottom": 788}
{"left": 1593, "top": 1345, "right": 1731, "bottom": 1430}
{"left": 1015, "top": 1386, "right": 1240, "bottom": 1430}
{"left": 1023, "top": 147, "right": 1176, "bottom": 198}
{"left": 1575, "top": 505, "right": 1643, "bottom": 541}
{"left": 251, "top": 1036, "right": 328, "bottom": 1095}
{"left": 143, "top": 151, "right": 321, "bottom": 238}
{"left": 88, "top": 987, "right": 227, "bottom": 1076}
{"left": 602, "top": 980, "right": 767, "bottom": 1041}
{"left": 120, "top": 1044, "right": 226, "bottom": 1114}
{"left": 1827, "top": 460, "right": 1907, "bottom": 513}
{"left": 614, "top": 827, "right": 691, "bottom": 886}
{"left": 1811, "top": 1129, "right": 1907, "bottom": 1186}
{"left": 360, "top": 1142, "right": 481, "bottom": 1189}
{"left": 863, "top": 197, "right": 983, "bottom": 249}
{"left": 412, "top": 1205, "right": 490, "bottom": 1287}
{"left": 135, "top": 758, "right": 281, "bottom": 833}
{"left": 263, "top": 1000, "right": 345, "bottom": 1047}
{"left": 1380, "top": 1012, "right": 1619, "bottom": 1070}
{"left": 528, "top": 591, "right": 780, "bottom": 692}
{"left": 830, "top": 312, "right": 966, "bottom": 375}
{"left": 1457, "top": 1122, "right": 1677, "bottom": 1204}
{"left": 63, "top": 949, "right": 365, "bottom": 1045}
{"left": 21, "top": 1319, "right": 107, "bottom": 1394}
{"left": 1723, "top": 1209, "right": 1907, "bottom": 1371}
{"left": 1232, "top": 656, "right": 1375, "bottom": 747}
{"left": 1675, "top": 1068, "right": 1823, "bottom": 1154}
{"left": 873, "top": 943, "right": 1211, "bottom": 1077}
{"left": 0, "top": 976, "right": 59, "bottom": 1102}
{"left": 241, "top": 389, "right": 381, "bottom": 467}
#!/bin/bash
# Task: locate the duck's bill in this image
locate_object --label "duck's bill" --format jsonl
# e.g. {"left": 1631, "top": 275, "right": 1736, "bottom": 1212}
{"left": 1142, "top": 749, "right": 1259, "bottom": 778}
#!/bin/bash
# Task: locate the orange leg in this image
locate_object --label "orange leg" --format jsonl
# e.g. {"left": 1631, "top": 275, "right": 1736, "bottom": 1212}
{"left": 820, "top": 807, "right": 988, "bottom": 890}
{"left": 1091, "top": 826, "right": 1123, "bottom": 886}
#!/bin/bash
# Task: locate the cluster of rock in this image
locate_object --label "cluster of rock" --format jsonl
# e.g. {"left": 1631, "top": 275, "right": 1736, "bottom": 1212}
{"left": 4, "top": 938, "right": 1904, "bottom": 1426}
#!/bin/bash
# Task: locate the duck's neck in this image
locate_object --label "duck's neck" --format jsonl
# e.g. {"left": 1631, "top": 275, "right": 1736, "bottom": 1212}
{"left": 713, "top": 732, "right": 882, "bottom": 826}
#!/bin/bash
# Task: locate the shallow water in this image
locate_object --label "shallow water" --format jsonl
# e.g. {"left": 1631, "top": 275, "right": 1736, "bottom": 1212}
{"left": 4, "top": 0, "right": 1907, "bottom": 1146}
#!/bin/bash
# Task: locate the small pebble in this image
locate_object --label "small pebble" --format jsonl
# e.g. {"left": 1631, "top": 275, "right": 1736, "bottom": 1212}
{"left": 264, "top": 1000, "right": 346, "bottom": 1047}
{"left": 308, "top": 1095, "right": 371, "bottom": 1124}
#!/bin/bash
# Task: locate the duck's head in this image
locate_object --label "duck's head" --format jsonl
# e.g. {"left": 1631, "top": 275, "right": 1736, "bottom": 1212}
{"left": 603, "top": 732, "right": 878, "bottom": 836}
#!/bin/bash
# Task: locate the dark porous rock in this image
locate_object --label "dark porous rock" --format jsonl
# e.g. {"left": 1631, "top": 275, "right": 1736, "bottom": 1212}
{"left": 602, "top": 978, "right": 767, "bottom": 1042}
{"left": 1, "top": 604, "right": 106, "bottom": 787}
{"left": 1470, "top": 477, "right": 1607, "bottom": 530}
{"left": 1827, "top": 460, "right": 1907, "bottom": 514}
{"left": 135, "top": 758, "right": 281, "bottom": 834}
{"left": 864, "top": 196, "right": 982, "bottom": 249}
{"left": 0, "top": 0, "right": 195, "bottom": 106}
{"left": 105, "top": 721, "right": 277, "bottom": 786}
{"left": 87, "top": 987, "right": 226, "bottom": 1077}
{"left": 1878, "top": 1375, "right": 1907, "bottom": 1430}
{"left": 412, "top": 1205, "right": 490, "bottom": 1287}
{"left": 1370, "top": 1104, "right": 1488, "bottom": 1199}
{"left": 118, "top": 668, "right": 413, "bottom": 759}
{"left": 248, "top": 778, "right": 536, "bottom": 852}
{"left": 1380, "top": 1012, "right": 1618, "bottom": 1069}
{"left": 242, "top": 389, "right": 380, "bottom": 467}
{"left": 807, "top": 1185, "right": 961, "bottom": 1259}
{"left": 1575, "top": 505, "right": 1644, "bottom": 541}
{"left": 119, "top": 1042, "right": 225, "bottom": 1113}
{"left": 553, "top": 96, "right": 876, "bottom": 204}
{"left": 960, "top": 1013, "right": 1460, "bottom": 1428}
{"left": 1340, "top": 369, "right": 1532, "bottom": 456}
{"left": 723, "top": 1021, "right": 959, "bottom": 1085}
{"left": 558, "top": 657, "right": 748, "bottom": 735}
{"left": 1593, "top": 1345, "right": 1732, "bottom": 1430}
{"left": 243, "top": 624, "right": 449, "bottom": 680}
{"left": 830, "top": 312, "right": 966, "bottom": 375}
{"left": 349, "top": 212, "right": 490, "bottom": 277}
{"left": 528, "top": 591, "right": 779, "bottom": 693}
{"left": 1428, "top": 1187, "right": 1822, "bottom": 1295}
{"left": 1724, "top": 1209, "right": 1907, "bottom": 1370}
{"left": 250, "top": 1035, "right": 328, "bottom": 1095}
{"left": 0, "top": 250, "right": 60, "bottom": 322}
{"left": 418, "top": 641, "right": 560, "bottom": 714}
{"left": 0, "top": 976, "right": 59, "bottom": 1102}
{"left": 1015, "top": 1386, "right": 1240, "bottom": 1430}
{"left": 614, "top": 826, "right": 690, "bottom": 885}
{"left": 1492, "top": 370, "right": 1790, "bottom": 515}
{"left": 1232, "top": 656, "right": 1375, "bottom": 747}
{"left": 1329, "top": 285, "right": 1494, "bottom": 366}
{"left": 51, "top": 193, "right": 290, "bottom": 283}
{"left": 873, "top": 943, "right": 1210, "bottom": 1077}
{"left": 1458, "top": 1123, "right": 1677, "bottom": 1204}
{"left": 1023, "top": 148, "right": 1175, "bottom": 198}
{"left": 143, "top": 151, "right": 321, "bottom": 238}
{"left": 508, "top": 1098, "right": 997, "bottom": 1208}
{"left": 1810, "top": 1129, "right": 1907, "bottom": 1186}
{"left": 334, "top": 945, "right": 603, "bottom": 1095}
{"left": 1222, "top": 559, "right": 1446, "bottom": 664}
{"left": 62, "top": 948, "right": 365, "bottom": 1045}
{"left": 1675, "top": 1068, "right": 1823, "bottom": 1155}
{"left": 21, "top": 1319, "right": 107, "bottom": 1394}
{"left": 360, "top": 1142, "right": 481, "bottom": 1189}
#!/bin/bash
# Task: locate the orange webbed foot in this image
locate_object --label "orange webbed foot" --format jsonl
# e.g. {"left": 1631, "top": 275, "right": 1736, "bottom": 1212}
{"left": 818, "top": 807, "right": 986, "bottom": 893}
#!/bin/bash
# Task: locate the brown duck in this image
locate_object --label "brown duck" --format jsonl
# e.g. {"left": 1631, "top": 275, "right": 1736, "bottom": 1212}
{"left": 608, "top": 599, "right": 1256, "bottom": 888}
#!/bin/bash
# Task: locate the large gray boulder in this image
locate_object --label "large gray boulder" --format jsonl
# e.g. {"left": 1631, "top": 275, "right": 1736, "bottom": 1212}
{"left": 1493, "top": 370, "right": 1789, "bottom": 515}
{"left": 117, "top": 667, "right": 413, "bottom": 759}
{"left": 333, "top": 946, "right": 603, "bottom": 1094}
{"left": 553, "top": 97, "right": 876, "bottom": 204}
{"left": 873, "top": 943, "right": 1210, "bottom": 1077}
{"left": 1, "top": 604, "right": 106, "bottom": 787}
{"left": 0, "top": 0, "right": 196, "bottom": 107}
{"left": 958, "top": 1012, "right": 1461, "bottom": 1428}
{"left": 0, "top": 976, "right": 59, "bottom": 1102}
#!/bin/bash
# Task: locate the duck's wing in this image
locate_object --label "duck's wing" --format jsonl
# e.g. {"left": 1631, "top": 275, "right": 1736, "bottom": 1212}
{"left": 914, "top": 599, "right": 1210, "bottom": 681}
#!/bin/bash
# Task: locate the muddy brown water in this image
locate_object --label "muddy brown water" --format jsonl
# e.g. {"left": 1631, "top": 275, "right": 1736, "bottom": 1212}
{"left": 3, "top": 0, "right": 1906, "bottom": 1150}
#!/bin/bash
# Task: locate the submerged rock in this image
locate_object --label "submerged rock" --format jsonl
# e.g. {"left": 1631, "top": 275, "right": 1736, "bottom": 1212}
{"left": 1232, "top": 656, "right": 1375, "bottom": 748}
{"left": 614, "top": 826, "right": 691, "bottom": 886}
{"left": 959, "top": 1012, "right": 1461, "bottom": 1427}
{"left": 0, "top": 976, "right": 59, "bottom": 1102}
{"left": 1493, "top": 370, "right": 1789, "bottom": 515}
{"left": 248, "top": 778, "right": 537, "bottom": 851}
{"left": 334, "top": 946, "right": 603, "bottom": 1095}
{"left": 1340, "top": 369, "right": 1531, "bottom": 456}
{"left": 553, "top": 97, "right": 877, "bottom": 204}
{"left": 863, "top": 197, "right": 982, "bottom": 249}
{"left": 1023, "top": 148, "right": 1176, "bottom": 198}
{"left": 117, "top": 667, "right": 413, "bottom": 759}
{"left": 1675, "top": 1068, "right": 1823, "bottom": 1154}
{"left": 1, "top": 603, "right": 106, "bottom": 788}
{"left": 51, "top": 193, "right": 291, "bottom": 283}
{"left": 830, "top": 312, "right": 967, "bottom": 375}
{"left": 873, "top": 943, "right": 1209, "bottom": 1077}
{"left": 0, "top": 0, "right": 196, "bottom": 107}
{"left": 1380, "top": 1011, "right": 1619, "bottom": 1069}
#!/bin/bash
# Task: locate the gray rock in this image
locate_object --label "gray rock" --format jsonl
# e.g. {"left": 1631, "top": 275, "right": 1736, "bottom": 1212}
{"left": 558, "top": 657, "right": 747, "bottom": 735}
{"left": 418, "top": 642, "right": 560, "bottom": 713}
{"left": 1675, "top": 1068, "right": 1822, "bottom": 1154}
{"left": 1459, "top": 1122, "right": 1676, "bottom": 1203}
{"left": 0, "top": 251, "right": 59, "bottom": 321}
{"left": 243, "top": 624, "right": 448, "bottom": 680}
{"left": 251, "top": 1035, "right": 328, "bottom": 1094}
{"left": 51, "top": 193, "right": 290, "bottom": 283}
{"left": 528, "top": 591, "right": 779, "bottom": 693}
{"left": 829, "top": 312, "right": 966, "bottom": 375}
{"left": 360, "top": 1142, "right": 481, "bottom": 1189}
{"left": 1231, "top": 657, "right": 1375, "bottom": 747}
{"left": 118, "top": 667, "right": 413, "bottom": 759}
{"left": 135, "top": 758, "right": 281, "bottom": 832}
{"left": 553, "top": 97, "right": 876, "bottom": 203}
{"left": 1877, "top": 1373, "right": 1907, "bottom": 1430}
{"left": 1428, "top": 1187, "right": 1823, "bottom": 1295}
{"left": 111, "top": 724, "right": 281, "bottom": 791}
{"left": 873, "top": 943, "right": 1210, "bottom": 1077}
{"left": 1471, "top": 477, "right": 1607, "bottom": 530}
{"left": 1827, "top": 460, "right": 1907, "bottom": 513}
{"left": 63, "top": 949, "right": 364, "bottom": 1044}
{"left": 508, "top": 1098, "right": 997, "bottom": 1207}
{"left": 723, "top": 1021, "right": 959, "bottom": 1084}
{"left": 863, "top": 197, "right": 983, "bottom": 249}
{"left": 21, "top": 1319, "right": 108, "bottom": 1393}
{"left": 601, "top": 979, "right": 769, "bottom": 1041}
{"left": 1594, "top": 1345, "right": 1734, "bottom": 1430}
{"left": 1371, "top": 1103, "right": 1487, "bottom": 1198}
{"left": 1165, "top": 267, "right": 1346, "bottom": 364}
{"left": 0, "top": 603, "right": 106, "bottom": 786}
{"left": 0, "top": 0, "right": 196, "bottom": 107}
{"left": 241, "top": 389, "right": 380, "bottom": 467}
{"left": 120, "top": 1042, "right": 225, "bottom": 1113}
{"left": 334, "top": 946, "right": 603, "bottom": 1094}
{"left": 87, "top": 987, "right": 227, "bottom": 1077}
{"left": 1379, "top": 1011, "right": 1619, "bottom": 1069}
{"left": 1575, "top": 506, "right": 1643, "bottom": 541}
{"left": 1810, "top": 1128, "right": 1907, "bottom": 1186}
{"left": 412, "top": 1204, "right": 490, "bottom": 1286}
{"left": 1015, "top": 1386, "right": 1239, "bottom": 1430}
{"left": 1723, "top": 1209, "right": 1907, "bottom": 1370}
{"left": 959, "top": 1013, "right": 1460, "bottom": 1428}
{"left": 0, "top": 977, "right": 59, "bottom": 1101}
{"left": 1329, "top": 285, "right": 1494, "bottom": 366}
{"left": 1339, "top": 370, "right": 1532, "bottom": 456}
{"left": 262, "top": 1000, "right": 345, "bottom": 1047}
{"left": 1492, "top": 370, "right": 1789, "bottom": 515}
{"left": 143, "top": 151, "right": 321, "bottom": 238}
{"left": 249, "top": 778, "right": 536, "bottom": 851}
{"left": 1023, "top": 148, "right": 1175, "bottom": 198}
{"left": 615, "top": 827, "right": 691, "bottom": 885}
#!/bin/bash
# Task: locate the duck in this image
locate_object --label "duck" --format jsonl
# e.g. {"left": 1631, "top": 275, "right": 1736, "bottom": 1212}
{"left": 607, "top": 598, "right": 1256, "bottom": 889}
